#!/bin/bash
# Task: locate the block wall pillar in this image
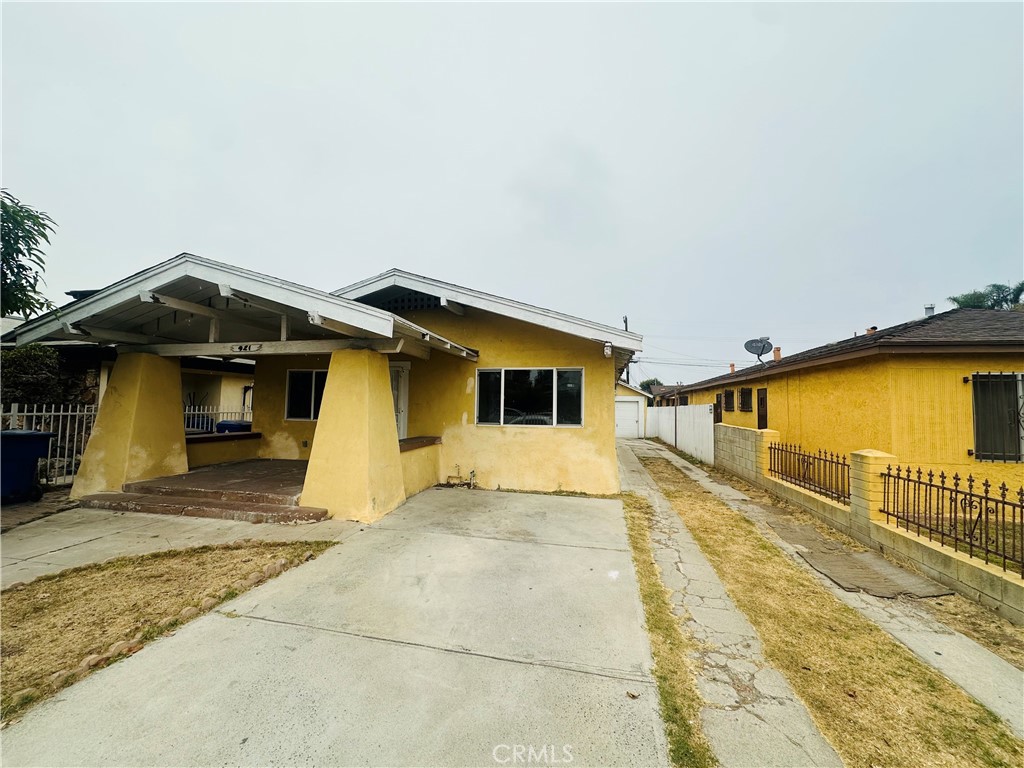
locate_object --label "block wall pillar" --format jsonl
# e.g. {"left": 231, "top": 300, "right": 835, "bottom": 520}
{"left": 755, "top": 428, "right": 780, "bottom": 478}
{"left": 850, "top": 449, "right": 896, "bottom": 543}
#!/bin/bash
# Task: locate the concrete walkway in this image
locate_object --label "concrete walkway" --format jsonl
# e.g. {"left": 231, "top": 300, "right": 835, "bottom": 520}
{"left": 1, "top": 488, "right": 669, "bottom": 767}
{"left": 619, "top": 442, "right": 842, "bottom": 767}
{"left": 1, "top": 507, "right": 359, "bottom": 588}
{"left": 626, "top": 439, "right": 1024, "bottom": 740}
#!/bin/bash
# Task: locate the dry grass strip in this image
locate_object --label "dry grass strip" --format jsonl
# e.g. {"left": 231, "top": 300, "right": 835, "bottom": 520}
{"left": 621, "top": 492, "right": 716, "bottom": 768}
{"left": 1, "top": 540, "right": 334, "bottom": 721}
{"left": 641, "top": 455, "right": 1022, "bottom": 768}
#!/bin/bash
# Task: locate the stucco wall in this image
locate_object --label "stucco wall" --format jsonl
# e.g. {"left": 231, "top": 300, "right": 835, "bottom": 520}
{"left": 251, "top": 354, "right": 330, "bottom": 460}
{"left": 400, "top": 445, "right": 441, "bottom": 497}
{"left": 691, "top": 353, "right": 1023, "bottom": 489}
{"left": 391, "top": 308, "right": 620, "bottom": 495}
{"left": 186, "top": 436, "right": 261, "bottom": 468}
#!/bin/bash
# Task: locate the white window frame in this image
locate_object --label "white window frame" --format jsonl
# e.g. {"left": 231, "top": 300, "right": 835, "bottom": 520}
{"left": 284, "top": 369, "right": 328, "bottom": 421}
{"left": 475, "top": 367, "right": 585, "bottom": 428}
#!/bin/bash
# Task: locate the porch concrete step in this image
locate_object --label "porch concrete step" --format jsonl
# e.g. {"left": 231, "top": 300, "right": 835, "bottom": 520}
{"left": 78, "top": 493, "right": 329, "bottom": 524}
{"left": 120, "top": 481, "right": 300, "bottom": 506}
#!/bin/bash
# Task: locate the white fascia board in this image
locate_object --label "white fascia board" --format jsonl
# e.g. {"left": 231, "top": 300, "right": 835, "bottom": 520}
{"left": 334, "top": 269, "right": 643, "bottom": 353}
{"left": 11, "top": 253, "right": 396, "bottom": 346}
{"left": 392, "top": 316, "right": 479, "bottom": 360}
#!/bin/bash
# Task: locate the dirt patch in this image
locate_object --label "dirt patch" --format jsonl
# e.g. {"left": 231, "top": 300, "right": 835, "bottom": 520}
{"left": 1, "top": 540, "right": 334, "bottom": 721}
{"left": 620, "top": 492, "right": 715, "bottom": 768}
{"left": 642, "top": 455, "right": 1022, "bottom": 768}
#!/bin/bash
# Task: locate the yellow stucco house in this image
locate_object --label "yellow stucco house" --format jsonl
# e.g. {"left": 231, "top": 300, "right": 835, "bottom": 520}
{"left": 678, "top": 309, "right": 1024, "bottom": 488}
{"left": 4, "top": 254, "right": 642, "bottom": 522}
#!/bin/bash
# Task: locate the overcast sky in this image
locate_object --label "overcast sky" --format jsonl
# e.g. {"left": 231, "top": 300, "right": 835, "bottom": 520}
{"left": 3, "top": 2, "right": 1021, "bottom": 385}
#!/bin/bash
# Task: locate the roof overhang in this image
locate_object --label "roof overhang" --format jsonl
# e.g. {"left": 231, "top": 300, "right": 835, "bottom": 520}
{"left": 3, "top": 254, "right": 478, "bottom": 362}
{"left": 680, "top": 342, "right": 1024, "bottom": 392}
{"left": 334, "top": 269, "right": 643, "bottom": 356}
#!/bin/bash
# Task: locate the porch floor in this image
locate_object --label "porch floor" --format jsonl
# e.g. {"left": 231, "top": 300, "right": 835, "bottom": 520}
{"left": 124, "top": 459, "right": 309, "bottom": 505}
{"left": 79, "top": 460, "right": 327, "bottom": 524}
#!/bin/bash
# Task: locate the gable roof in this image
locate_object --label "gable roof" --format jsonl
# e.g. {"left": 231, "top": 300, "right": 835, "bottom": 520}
{"left": 334, "top": 268, "right": 643, "bottom": 353}
{"left": 680, "top": 308, "right": 1024, "bottom": 391}
{"left": 2, "top": 253, "right": 478, "bottom": 360}
{"left": 616, "top": 381, "right": 653, "bottom": 399}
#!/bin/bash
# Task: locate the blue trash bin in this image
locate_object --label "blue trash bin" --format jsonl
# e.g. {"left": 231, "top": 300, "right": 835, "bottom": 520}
{"left": 1, "top": 430, "right": 56, "bottom": 502}
{"left": 215, "top": 420, "right": 253, "bottom": 434}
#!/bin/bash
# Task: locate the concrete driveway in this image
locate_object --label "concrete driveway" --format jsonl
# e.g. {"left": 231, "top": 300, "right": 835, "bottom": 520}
{"left": 2, "top": 489, "right": 668, "bottom": 767}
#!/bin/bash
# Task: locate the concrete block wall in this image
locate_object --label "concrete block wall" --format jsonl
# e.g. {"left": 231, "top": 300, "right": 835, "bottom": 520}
{"left": 711, "top": 423, "right": 1023, "bottom": 625}
{"left": 713, "top": 423, "right": 765, "bottom": 483}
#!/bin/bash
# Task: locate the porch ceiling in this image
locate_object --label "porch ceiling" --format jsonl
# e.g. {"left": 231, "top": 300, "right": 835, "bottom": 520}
{"left": 4, "top": 253, "right": 478, "bottom": 361}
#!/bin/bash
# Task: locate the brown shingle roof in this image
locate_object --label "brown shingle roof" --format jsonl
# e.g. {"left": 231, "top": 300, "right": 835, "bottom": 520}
{"left": 681, "top": 309, "right": 1023, "bottom": 391}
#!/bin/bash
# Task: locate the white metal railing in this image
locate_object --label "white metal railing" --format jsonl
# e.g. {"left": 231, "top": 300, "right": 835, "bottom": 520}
{"left": 1, "top": 403, "right": 99, "bottom": 486}
{"left": 183, "top": 405, "right": 253, "bottom": 433}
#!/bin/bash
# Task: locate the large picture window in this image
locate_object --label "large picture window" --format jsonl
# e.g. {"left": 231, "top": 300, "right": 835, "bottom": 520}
{"left": 972, "top": 373, "right": 1023, "bottom": 462}
{"left": 286, "top": 370, "right": 328, "bottom": 420}
{"left": 476, "top": 368, "right": 584, "bottom": 426}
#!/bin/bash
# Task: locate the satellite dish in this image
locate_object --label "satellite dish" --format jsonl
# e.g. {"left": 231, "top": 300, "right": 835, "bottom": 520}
{"left": 744, "top": 337, "right": 772, "bottom": 365}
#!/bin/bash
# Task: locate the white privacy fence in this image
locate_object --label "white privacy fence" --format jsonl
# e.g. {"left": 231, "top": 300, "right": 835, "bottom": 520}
{"left": 183, "top": 405, "right": 253, "bottom": 433}
{"left": 1, "top": 403, "right": 99, "bottom": 486}
{"left": 645, "top": 404, "right": 716, "bottom": 465}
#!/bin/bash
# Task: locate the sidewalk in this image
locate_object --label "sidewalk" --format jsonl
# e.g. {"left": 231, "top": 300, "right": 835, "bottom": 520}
{"left": 2, "top": 507, "right": 359, "bottom": 588}
{"left": 618, "top": 442, "right": 842, "bottom": 767}
{"left": 624, "top": 438, "right": 1024, "bottom": 740}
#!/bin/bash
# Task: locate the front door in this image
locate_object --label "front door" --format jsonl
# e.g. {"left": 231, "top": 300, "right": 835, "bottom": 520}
{"left": 713, "top": 394, "right": 723, "bottom": 424}
{"left": 757, "top": 387, "right": 768, "bottom": 430}
{"left": 389, "top": 363, "right": 410, "bottom": 439}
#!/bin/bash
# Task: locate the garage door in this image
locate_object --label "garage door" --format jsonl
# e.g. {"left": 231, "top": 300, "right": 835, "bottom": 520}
{"left": 615, "top": 399, "right": 640, "bottom": 438}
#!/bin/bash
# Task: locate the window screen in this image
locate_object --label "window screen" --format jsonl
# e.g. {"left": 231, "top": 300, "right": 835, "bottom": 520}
{"left": 724, "top": 390, "right": 735, "bottom": 412}
{"left": 739, "top": 388, "right": 753, "bottom": 412}
{"left": 972, "top": 373, "right": 1023, "bottom": 462}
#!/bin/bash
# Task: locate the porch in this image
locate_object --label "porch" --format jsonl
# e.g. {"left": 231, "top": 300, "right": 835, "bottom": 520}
{"left": 77, "top": 459, "right": 327, "bottom": 524}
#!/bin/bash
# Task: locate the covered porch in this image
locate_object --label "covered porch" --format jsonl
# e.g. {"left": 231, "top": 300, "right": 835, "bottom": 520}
{"left": 7, "top": 254, "right": 477, "bottom": 522}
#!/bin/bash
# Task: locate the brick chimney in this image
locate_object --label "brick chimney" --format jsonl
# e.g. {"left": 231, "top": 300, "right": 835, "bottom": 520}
{"left": 729, "top": 363, "right": 736, "bottom": 373}
{"left": 772, "top": 346, "right": 781, "bottom": 362}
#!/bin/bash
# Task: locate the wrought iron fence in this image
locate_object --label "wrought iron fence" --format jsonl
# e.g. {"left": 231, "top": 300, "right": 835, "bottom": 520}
{"left": 183, "top": 405, "right": 253, "bottom": 433}
{"left": 881, "top": 466, "right": 1023, "bottom": 577}
{"left": 1, "top": 403, "right": 99, "bottom": 486}
{"left": 769, "top": 442, "right": 850, "bottom": 504}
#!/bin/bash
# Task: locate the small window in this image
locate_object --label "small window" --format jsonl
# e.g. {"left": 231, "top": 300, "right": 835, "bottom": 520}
{"left": 972, "top": 373, "right": 1023, "bottom": 462}
{"left": 739, "top": 387, "right": 753, "bottom": 412}
{"left": 681, "top": 395, "right": 689, "bottom": 406}
{"left": 724, "top": 390, "right": 735, "bottom": 412}
{"left": 476, "top": 368, "right": 583, "bottom": 426}
{"left": 286, "top": 370, "right": 328, "bottom": 420}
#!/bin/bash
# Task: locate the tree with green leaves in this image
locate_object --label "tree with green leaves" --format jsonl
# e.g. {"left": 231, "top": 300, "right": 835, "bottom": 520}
{"left": 1, "top": 189, "right": 56, "bottom": 318}
{"left": 948, "top": 281, "right": 1024, "bottom": 311}
{"left": 638, "top": 377, "right": 663, "bottom": 394}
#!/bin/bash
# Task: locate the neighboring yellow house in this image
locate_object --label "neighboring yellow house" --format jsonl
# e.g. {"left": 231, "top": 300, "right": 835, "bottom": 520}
{"left": 4, "top": 255, "right": 642, "bottom": 522}
{"left": 679, "top": 309, "right": 1024, "bottom": 489}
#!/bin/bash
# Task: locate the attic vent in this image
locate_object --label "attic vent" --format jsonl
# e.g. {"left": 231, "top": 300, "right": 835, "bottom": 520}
{"left": 377, "top": 291, "right": 442, "bottom": 312}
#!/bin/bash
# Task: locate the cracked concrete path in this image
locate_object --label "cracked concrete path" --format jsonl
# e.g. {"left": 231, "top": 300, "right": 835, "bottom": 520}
{"left": 627, "top": 439, "right": 1024, "bottom": 740}
{"left": 618, "top": 442, "right": 842, "bottom": 768}
{"left": 1, "top": 488, "right": 669, "bottom": 767}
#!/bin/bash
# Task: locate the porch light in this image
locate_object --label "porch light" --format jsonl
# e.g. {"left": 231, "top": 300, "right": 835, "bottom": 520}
{"left": 603, "top": 342, "right": 612, "bottom": 358}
